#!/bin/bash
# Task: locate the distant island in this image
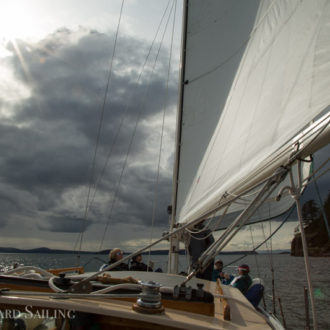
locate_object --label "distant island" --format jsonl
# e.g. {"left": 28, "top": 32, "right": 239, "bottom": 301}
{"left": 0, "top": 247, "right": 261, "bottom": 256}
{"left": 291, "top": 193, "right": 330, "bottom": 257}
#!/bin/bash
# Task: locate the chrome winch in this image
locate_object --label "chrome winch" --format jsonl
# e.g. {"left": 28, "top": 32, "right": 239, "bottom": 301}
{"left": 132, "top": 280, "right": 164, "bottom": 314}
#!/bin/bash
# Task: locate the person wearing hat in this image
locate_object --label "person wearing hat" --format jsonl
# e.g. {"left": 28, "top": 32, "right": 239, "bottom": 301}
{"left": 99, "top": 248, "right": 129, "bottom": 271}
{"left": 230, "top": 264, "right": 252, "bottom": 295}
{"left": 130, "top": 254, "right": 153, "bottom": 272}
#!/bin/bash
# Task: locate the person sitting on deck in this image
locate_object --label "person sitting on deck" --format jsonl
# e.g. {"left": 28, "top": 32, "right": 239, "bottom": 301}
{"left": 230, "top": 264, "right": 252, "bottom": 295}
{"left": 212, "top": 258, "right": 233, "bottom": 284}
{"left": 130, "top": 254, "right": 153, "bottom": 272}
{"left": 99, "top": 248, "right": 129, "bottom": 271}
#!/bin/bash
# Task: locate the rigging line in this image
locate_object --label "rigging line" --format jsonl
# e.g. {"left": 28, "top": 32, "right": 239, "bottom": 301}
{"left": 187, "top": 38, "right": 249, "bottom": 85}
{"left": 77, "top": 212, "right": 225, "bottom": 285}
{"left": 189, "top": 153, "right": 291, "bottom": 224}
{"left": 179, "top": 149, "right": 325, "bottom": 240}
{"left": 301, "top": 156, "right": 329, "bottom": 184}
{"left": 204, "top": 12, "right": 328, "bottom": 204}
{"left": 185, "top": 198, "right": 232, "bottom": 236}
{"left": 184, "top": 213, "right": 214, "bottom": 235}
{"left": 182, "top": 168, "right": 284, "bottom": 234}
{"left": 290, "top": 161, "right": 318, "bottom": 330}
{"left": 260, "top": 216, "right": 276, "bottom": 314}
{"left": 184, "top": 0, "right": 300, "bottom": 199}
{"left": 185, "top": 204, "right": 231, "bottom": 239}
{"left": 199, "top": 174, "right": 286, "bottom": 272}
{"left": 185, "top": 221, "right": 214, "bottom": 241}
{"left": 266, "top": 214, "right": 277, "bottom": 313}
{"left": 249, "top": 222, "right": 267, "bottom": 311}
{"left": 83, "top": 0, "right": 172, "bottom": 225}
{"left": 234, "top": 116, "right": 328, "bottom": 203}
{"left": 226, "top": 189, "right": 263, "bottom": 199}
{"left": 249, "top": 225, "right": 261, "bottom": 278}
{"left": 181, "top": 177, "right": 284, "bottom": 285}
{"left": 293, "top": 113, "right": 329, "bottom": 156}
{"left": 302, "top": 167, "right": 330, "bottom": 189}
{"left": 98, "top": 1, "right": 176, "bottom": 252}
{"left": 225, "top": 204, "right": 295, "bottom": 268}
{"left": 293, "top": 116, "right": 330, "bottom": 162}
{"left": 249, "top": 222, "right": 267, "bottom": 310}
{"left": 268, "top": 205, "right": 274, "bottom": 267}
{"left": 261, "top": 222, "right": 273, "bottom": 269}
{"left": 74, "top": 0, "right": 125, "bottom": 254}
{"left": 268, "top": 203, "right": 278, "bottom": 315}
{"left": 147, "top": 0, "right": 177, "bottom": 268}
{"left": 269, "top": 205, "right": 274, "bottom": 265}
{"left": 186, "top": 0, "right": 280, "bottom": 85}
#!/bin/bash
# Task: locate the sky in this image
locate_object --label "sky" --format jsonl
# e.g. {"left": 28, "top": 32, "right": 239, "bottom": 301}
{"left": 0, "top": 0, "right": 329, "bottom": 254}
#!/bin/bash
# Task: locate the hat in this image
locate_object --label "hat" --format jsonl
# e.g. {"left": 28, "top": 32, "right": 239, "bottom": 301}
{"left": 109, "top": 248, "right": 122, "bottom": 261}
{"left": 238, "top": 264, "right": 250, "bottom": 273}
{"left": 215, "top": 258, "right": 223, "bottom": 265}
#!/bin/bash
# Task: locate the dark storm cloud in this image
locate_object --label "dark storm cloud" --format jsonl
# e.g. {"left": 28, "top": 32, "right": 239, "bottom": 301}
{"left": 0, "top": 27, "right": 178, "bottom": 234}
{"left": 113, "top": 168, "right": 172, "bottom": 227}
{"left": 37, "top": 215, "right": 91, "bottom": 233}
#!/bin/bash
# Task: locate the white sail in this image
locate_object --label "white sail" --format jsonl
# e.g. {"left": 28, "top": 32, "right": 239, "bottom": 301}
{"left": 175, "top": 0, "right": 330, "bottom": 226}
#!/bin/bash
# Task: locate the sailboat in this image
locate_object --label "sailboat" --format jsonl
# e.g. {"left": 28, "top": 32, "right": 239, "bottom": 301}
{"left": 0, "top": 0, "right": 329, "bottom": 329}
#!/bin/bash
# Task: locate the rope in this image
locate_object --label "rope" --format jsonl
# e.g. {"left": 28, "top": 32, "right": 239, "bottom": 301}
{"left": 224, "top": 204, "right": 295, "bottom": 268}
{"left": 262, "top": 221, "right": 276, "bottom": 315}
{"left": 75, "top": 0, "right": 125, "bottom": 255}
{"left": 147, "top": 0, "right": 177, "bottom": 268}
{"left": 248, "top": 222, "right": 268, "bottom": 308}
{"left": 185, "top": 203, "right": 231, "bottom": 238}
{"left": 301, "top": 157, "right": 329, "bottom": 185}
{"left": 98, "top": 1, "right": 176, "bottom": 251}
{"left": 249, "top": 225, "right": 261, "bottom": 278}
{"left": 82, "top": 256, "right": 107, "bottom": 268}
{"left": 181, "top": 175, "right": 285, "bottom": 283}
{"left": 260, "top": 222, "right": 274, "bottom": 272}
{"left": 302, "top": 167, "right": 330, "bottom": 188}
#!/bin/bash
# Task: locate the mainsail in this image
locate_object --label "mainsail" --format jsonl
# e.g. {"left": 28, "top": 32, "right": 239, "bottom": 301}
{"left": 174, "top": 0, "right": 330, "bottom": 228}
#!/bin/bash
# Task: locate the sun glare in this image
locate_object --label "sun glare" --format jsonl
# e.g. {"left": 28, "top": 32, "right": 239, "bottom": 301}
{"left": 0, "top": 1, "right": 44, "bottom": 43}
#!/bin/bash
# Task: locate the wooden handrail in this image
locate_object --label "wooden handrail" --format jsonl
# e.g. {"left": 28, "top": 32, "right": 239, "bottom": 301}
{"left": 47, "top": 266, "right": 84, "bottom": 275}
{"left": 216, "top": 278, "right": 231, "bottom": 321}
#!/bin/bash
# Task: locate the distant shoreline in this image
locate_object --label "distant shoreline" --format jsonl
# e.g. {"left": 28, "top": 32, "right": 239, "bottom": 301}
{"left": 0, "top": 247, "right": 289, "bottom": 255}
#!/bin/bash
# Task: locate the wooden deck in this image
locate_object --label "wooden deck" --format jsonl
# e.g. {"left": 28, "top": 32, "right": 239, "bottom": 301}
{"left": 0, "top": 271, "right": 275, "bottom": 329}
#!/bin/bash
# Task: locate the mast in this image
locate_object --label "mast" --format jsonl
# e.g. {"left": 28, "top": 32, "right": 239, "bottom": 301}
{"left": 168, "top": 0, "right": 189, "bottom": 274}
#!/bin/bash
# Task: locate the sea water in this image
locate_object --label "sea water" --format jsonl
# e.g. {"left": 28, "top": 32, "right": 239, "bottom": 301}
{"left": 0, "top": 253, "right": 329, "bottom": 330}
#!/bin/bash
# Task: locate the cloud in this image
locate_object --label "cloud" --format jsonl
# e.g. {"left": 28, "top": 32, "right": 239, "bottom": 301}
{"left": 0, "top": 24, "right": 328, "bottom": 253}
{"left": 37, "top": 215, "right": 91, "bottom": 233}
{"left": 0, "top": 27, "right": 177, "bottom": 249}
